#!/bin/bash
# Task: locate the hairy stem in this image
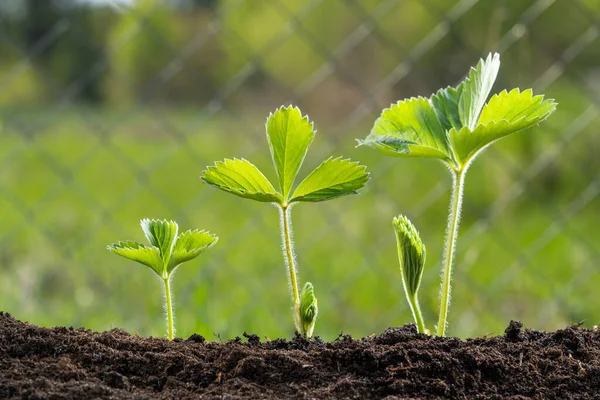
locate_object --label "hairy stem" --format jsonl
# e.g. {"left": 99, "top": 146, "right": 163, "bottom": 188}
{"left": 437, "top": 169, "right": 466, "bottom": 337}
{"left": 279, "top": 205, "right": 302, "bottom": 334}
{"left": 163, "top": 276, "right": 175, "bottom": 340}
{"left": 408, "top": 294, "right": 426, "bottom": 334}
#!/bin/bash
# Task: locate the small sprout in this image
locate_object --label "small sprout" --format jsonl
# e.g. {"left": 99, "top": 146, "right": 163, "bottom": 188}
{"left": 202, "top": 106, "right": 369, "bottom": 338}
{"left": 359, "top": 53, "right": 556, "bottom": 336}
{"left": 299, "top": 282, "right": 318, "bottom": 339}
{"left": 393, "top": 215, "right": 426, "bottom": 334}
{"left": 108, "top": 219, "right": 217, "bottom": 340}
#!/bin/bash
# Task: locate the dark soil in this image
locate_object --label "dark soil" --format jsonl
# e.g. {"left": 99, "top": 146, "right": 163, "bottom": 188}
{"left": 2, "top": 313, "right": 600, "bottom": 399}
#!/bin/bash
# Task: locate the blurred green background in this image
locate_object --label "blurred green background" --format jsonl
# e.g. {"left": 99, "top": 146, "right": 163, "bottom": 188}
{"left": 0, "top": 0, "right": 599, "bottom": 340}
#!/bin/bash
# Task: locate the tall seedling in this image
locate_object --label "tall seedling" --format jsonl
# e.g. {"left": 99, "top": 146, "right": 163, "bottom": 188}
{"left": 108, "top": 219, "right": 217, "bottom": 340}
{"left": 202, "top": 106, "right": 369, "bottom": 338}
{"left": 359, "top": 53, "right": 556, "bottom": 336}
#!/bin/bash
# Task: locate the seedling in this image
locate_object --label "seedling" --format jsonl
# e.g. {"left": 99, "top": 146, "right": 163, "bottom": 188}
{"left": 359, "top": 53, "right": 556, "bottom": 336}
{"left": 393, "top": 215, "right": 426, "bottom": 333}
{"left": 107, "top": 219, "right": 217, "bottom": 340}
{"left": 202, "top": 105, "right": 369, "bottom": 338}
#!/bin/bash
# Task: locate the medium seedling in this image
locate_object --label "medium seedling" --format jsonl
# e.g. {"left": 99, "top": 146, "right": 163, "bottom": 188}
{"left": 108, "top": 219, "right": 217, "bottom": 340}
{"left": 202, "top": 105, "right": 369, "bottom": 338}
{"left": 359, "top": 53, "right": 556, "bottom": 336}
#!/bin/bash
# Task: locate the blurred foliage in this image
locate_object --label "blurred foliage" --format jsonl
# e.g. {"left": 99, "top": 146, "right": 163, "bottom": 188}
{"left": 0, "top": 0, "right": 599, "bottom": 340}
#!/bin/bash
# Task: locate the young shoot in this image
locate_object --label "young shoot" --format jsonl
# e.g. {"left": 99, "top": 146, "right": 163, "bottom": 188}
{"left": 393, "top": 215, "right": 426, "bottom": 334}
{"left": 107, "top": 219, "right": 217, "bottom": 340}
{"left": 359, "top": 53, "right": 556, "bottom": 336}
{"left": 202, "top": 105, "right": 369, "bottom": 338}
{"left": 299, "top": 282, "right": 318, "bottom": 339}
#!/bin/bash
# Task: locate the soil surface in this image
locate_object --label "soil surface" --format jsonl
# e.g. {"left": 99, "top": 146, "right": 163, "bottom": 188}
{"left": 2, "top": 313, "right": 600, "bottom": 399}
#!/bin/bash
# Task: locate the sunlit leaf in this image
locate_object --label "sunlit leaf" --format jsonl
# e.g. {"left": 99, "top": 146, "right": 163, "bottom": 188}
{"left": 202, "top": 158, "right": 282, "bottom": 203}
{"left": 449, "top": 89, "right": 557, "bottom": 164}
{"left": 141, "top": 219, "right": 178, "bottom": 266}
{"left": 266, "top": 106, "right": 315, "bottom": 199}
{"left": 478, "top": 88, "right": 557, "bottom": 126}
{"left": 107, "top": 241, "right": 163, "bottom": 276}
{"left": 358, "top": 97, "right": 452, "bottom": 162}
{"left": 168, "top": 230, "right": 218, "bottom": 274}
{"left": 458, "top": 52, "right": 500, "bottom": 130}
{"left": 290, "top": 157, "right": 369, "bottom": 203}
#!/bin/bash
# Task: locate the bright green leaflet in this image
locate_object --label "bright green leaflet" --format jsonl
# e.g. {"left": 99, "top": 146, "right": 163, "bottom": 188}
{"left": 357, "top": 97, "right": 453, "bottom": 163}
{"left": 290, "top": 157, "right": 369, "bottom": 203}
{"left": 393, "top": 215, "right": 426, "bottom": 334}
{"left": 202, "top": 158, "right": 282, "bottom": 203}
{"left": 458, "top": 52, "right": 500, "bottom": 131}
{"left": 266, "top": 106, "right": 315, "bottom": 200}
{"left": 359, "top": 52, "right": 556, "bottom": 336}
{"left": 108, "top": 219, "right": 218, "bottom": 340}
{"left": 202, "top": 105, "right": 369, "bottom": 338}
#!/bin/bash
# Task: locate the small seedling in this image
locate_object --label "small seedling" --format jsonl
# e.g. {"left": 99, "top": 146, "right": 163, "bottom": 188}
{"left": 359, "top": 53, "right": 556, "bottom": 336}
{"left": 393, "top": 215, "right": 426, "bottom": 333}
{"left": 202, "top": 105, "right": 369, "bottom": 338}
{"left": 107, "top": 219, "right": 217, "bottom": 340}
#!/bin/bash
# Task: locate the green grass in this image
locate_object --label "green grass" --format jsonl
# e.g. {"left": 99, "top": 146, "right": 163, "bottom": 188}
{"left": 0, "top": 105, "right": 599, "bottom": 341}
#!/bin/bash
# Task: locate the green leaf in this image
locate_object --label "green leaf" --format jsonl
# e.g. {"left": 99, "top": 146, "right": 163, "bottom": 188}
{"left": 358, "top": 97, "right": 452, "bottom": 161}
{"left": 393, "top": 215, "right": 426, "bottom": 298}
{"left": 299, "top": 282, "right": 318, "bottom": 338}
{"left": 289, "top": 157, "right": 369, "bottom": 203}
{"left": 107, "top": 241, "right": 163, "bottom": 276}
{"left": 449, "top": 89, "right": 557, "bottom": 164}
{"left": 168, "top": 229, "right": 218, "bottom": 274}
{"left": 458, "top": 52, "right": 500, "bottom": 131}
{"left": 202, "top": 158, "right": 282, "bottom": 203}
{"left": 265, "top": 106, "right": 315, "bottom": 199}
{"left": 478, "top": 88, "right": 557, "bottom": 126}
{"left": 141, "top": 219, "right": 178, "bottom": 269}
{"left": 431, "top": 86, "right": 463, "bottom": 132}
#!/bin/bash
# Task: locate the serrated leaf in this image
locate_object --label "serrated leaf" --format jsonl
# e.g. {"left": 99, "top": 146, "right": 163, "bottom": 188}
{"left": 266, "top": 106, "right": 315, "bottom": 199}
{"left": 168, "top": 230, "right": 218, "bottom": 274}
{"left": 289, "top": 157, "right": 369, "bottom": 203}
{"left": 141, "top": 219, "right": 178, "bottom": 268}
{"left": 299, "top": 282, "right": 318, "bottom": 338}
{"left": 107, "top": 241, "right": 163, "bottom": 276}
{"left": 359, "top": 97, "right": 452, "bottom": 162}
{"left": 458, "top": 52, "right": 500, "bottom": 131}
{"left": 478, "top": 88, "right": 557, "bottom": 126}
{"left": 393, "top": 215, "right": 426, "bottom": 298}
{"left": 449, "top": 89, "right": 557, "bottom": 164}
{"left": 431, "top": 86, "right": 463, "bottom": 132}
{"left": 202, "top": 158, "right": 282, "bottom": 203}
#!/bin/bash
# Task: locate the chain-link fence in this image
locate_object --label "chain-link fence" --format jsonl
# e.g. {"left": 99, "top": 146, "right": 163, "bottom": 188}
{"left": 0, "top": 0, "right": 599, "bottom": 340}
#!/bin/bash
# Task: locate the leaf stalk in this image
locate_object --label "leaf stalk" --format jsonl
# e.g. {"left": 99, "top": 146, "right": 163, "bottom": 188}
{"left": 163, "top": 276, "right": 175, "bottom": 340}
{"left": 437, "top": 168, "right": 466, "bottom": 336}
{"left": 279, "top": 205, "right": 302, "bottom": 334}
{"left": 408, "top": 294, "right": 426, "bottom": 334}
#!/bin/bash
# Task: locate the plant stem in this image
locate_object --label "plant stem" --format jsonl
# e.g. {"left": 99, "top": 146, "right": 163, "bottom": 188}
{"left": 279, "top": 205, "right": 301, "bottom": 334}
{"left": 163, "top": 276, "right": 175, "bottom": 340}
{"left": 408, "top": 294, "right": 426, "bottom": 334}
{"left": 437, "top": 169, "right": 466, "bottom": 337}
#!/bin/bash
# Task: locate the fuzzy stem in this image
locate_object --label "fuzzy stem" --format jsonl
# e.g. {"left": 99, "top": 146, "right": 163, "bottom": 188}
{"left": 163, "top": 276, "right": 175, "bottom": 340}
{"left": 437, "top": 169, "right": 466, "bottom": 337}
{"left": 408, "top": 294, "right": 426, "bottom": 334}
{"left": 279, "top": 205, "right": 302, "bottom": 334}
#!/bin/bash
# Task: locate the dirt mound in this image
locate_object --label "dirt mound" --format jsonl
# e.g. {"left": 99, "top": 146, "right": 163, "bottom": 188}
{"left": 1, "top": 312, "right": 599, "bottom": 399}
